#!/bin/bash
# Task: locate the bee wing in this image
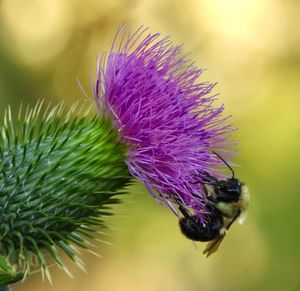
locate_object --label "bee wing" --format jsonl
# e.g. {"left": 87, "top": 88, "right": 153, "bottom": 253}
{"left": 203, "top": 233, "right": 226, "bottom": 257}
{"left": 203, "top": 212, "right": 241, "bottom": 257}
{"left": 203, "top": 216, "right": 231, "bottom": 257}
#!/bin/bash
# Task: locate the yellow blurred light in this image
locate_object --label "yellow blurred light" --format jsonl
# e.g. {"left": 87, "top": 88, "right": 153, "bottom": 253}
{"left": 200, "top": 0, "right": 284, "bottom": 52}
{"left": 1, "top": 0, "right": 73, "bottom": 66}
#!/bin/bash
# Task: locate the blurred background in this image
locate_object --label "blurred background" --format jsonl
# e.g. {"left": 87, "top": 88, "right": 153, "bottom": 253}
{"left": 0, "top": 0, "right": 299, "bottom": 290}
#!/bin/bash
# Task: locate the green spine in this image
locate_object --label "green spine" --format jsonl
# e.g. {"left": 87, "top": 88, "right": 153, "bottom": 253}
{"left": 0, "top": 102, "right": 132, "bottom": 283}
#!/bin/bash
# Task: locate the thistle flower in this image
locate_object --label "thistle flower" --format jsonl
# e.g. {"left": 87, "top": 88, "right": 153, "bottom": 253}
{"left": 0, "top": 24, "right": 236, "bottom": 289}
{"left": 0, "top": 102, "right": 132, "bottom": 285}
{"left": 94, "top": 25, "right": 235, "bottom": 221}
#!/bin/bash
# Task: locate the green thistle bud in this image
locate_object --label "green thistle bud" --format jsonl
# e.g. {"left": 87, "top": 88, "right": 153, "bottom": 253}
{"left": 0, "top": 102, "right": 132, "bottom": 285}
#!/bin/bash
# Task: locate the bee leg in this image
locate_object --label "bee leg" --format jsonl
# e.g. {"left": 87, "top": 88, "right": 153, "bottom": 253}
{"left": 226, "top": 210, "right": 241, "bottom": 231}
{"left": 193, "top": 171, "right": 218, "bottom": 185}
{"left": 178, "top": 204, "right": 192, "bottom": 219}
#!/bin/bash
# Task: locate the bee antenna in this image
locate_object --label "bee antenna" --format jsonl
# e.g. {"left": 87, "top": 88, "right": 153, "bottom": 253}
{"left": 212, "top": 151, "right": 235, "bottom": 179}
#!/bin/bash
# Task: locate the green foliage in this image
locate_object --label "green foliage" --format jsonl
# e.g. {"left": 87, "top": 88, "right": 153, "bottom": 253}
{"left": 0, "top": 102, "right": 132, "bottom": 283}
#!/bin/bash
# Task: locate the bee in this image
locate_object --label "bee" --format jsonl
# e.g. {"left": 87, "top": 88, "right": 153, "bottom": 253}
{"left": 178, "top": 151, "right": 250, "bottom": 257}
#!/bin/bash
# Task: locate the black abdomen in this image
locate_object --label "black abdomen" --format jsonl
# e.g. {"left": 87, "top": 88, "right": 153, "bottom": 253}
{"left": 179, "top": 209, "right": 223, "bottom": 241}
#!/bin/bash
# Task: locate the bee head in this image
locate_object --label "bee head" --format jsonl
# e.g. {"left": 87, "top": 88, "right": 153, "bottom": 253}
{"left": 214, "top": 178, "right": 241, "bottom": 202}
{"left": 208, "top": 151, "right": 241, "bottom": 202}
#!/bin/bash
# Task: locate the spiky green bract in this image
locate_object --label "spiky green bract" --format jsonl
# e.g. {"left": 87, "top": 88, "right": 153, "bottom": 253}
{"left": 0, "top": 102, "right": 131, "bottom": 284}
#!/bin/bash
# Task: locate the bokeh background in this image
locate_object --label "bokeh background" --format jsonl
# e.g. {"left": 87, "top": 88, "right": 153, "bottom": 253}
{"left": 0, "top": 0, "right": 299, "bottom": 290}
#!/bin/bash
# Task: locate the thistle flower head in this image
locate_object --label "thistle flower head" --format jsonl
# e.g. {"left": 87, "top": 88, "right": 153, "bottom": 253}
{"left": 94, "top": 25, "right": 236, "bottom": 221}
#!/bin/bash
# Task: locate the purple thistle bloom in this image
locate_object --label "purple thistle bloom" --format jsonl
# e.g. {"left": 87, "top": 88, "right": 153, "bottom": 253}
{"left": 93, "top": 25, "right": 236, "bottom": 222}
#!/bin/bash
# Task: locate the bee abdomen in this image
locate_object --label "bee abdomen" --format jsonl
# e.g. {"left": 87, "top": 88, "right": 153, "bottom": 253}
{"left": 179, "top": 213, "right": 223, "bottom": 242}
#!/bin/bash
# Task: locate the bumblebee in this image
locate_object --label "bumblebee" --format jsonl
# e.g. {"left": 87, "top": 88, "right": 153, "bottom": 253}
{"left": 178, "top": 152, "right": 250, "bottom": 257}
